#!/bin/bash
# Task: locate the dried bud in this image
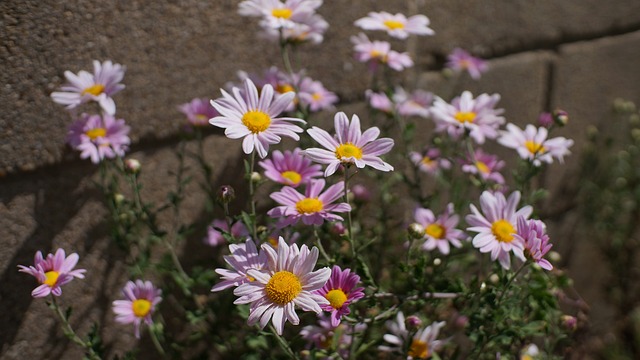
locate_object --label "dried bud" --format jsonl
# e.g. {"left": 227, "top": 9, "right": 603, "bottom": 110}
{"left": 561, "top": 315, "right": 578, "bottom": 331}
{"left": 552, "top": 109, "right": 569, "bottom": 127}
{"left": 217, "top": 185, "right": 235, "bottom": 203}
{"left": 408, "top": 223, "right": 425, "bottom": 239}
{"left": 124, "top": 158, "right": 141, "bottom": 174}
{"left": 405, "top": 315, "right": 422, "bottom": 329}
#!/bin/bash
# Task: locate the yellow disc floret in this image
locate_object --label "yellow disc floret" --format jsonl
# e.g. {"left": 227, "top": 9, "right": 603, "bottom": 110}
{"left": 325, "top": 289, "right": 348, "bottom": 309}
{"left": 242, "top": 111, "right": 271, "bottom": 133}
{"left": 408, "top": 339, "right": 430, "bottom": 359}
{"left": 82, "top": 84, "right": 105, "bottom": 96}
{"left": 132, "top": 299, "right": 152, "bottom": 318}
{"left": 335, "top": 143, "right": 363, "bottom": 160}
{"left": 265, "top": 271, "right": 302, "bottom": 305}
{"left": 276, "top": 83, "right": 295, "bottom": 94}
{"left": 491, "top": 219, "right": 515, "bottom": 243}
{"left": 425, "top": 224, "right": 446, "bottom": 239}
{"left": 296, "top": 197, "right": 323, "bottom": 214}
{"left": 383, "top": 20, "right": 405, "bottom": 30}
{"left": 475, "top": 161, "right": 490, "bottom": 174}
{"left": 86, "top": 128, "right": 107, "bottom": 140}
{"left": 281, "top": 171, "right": 302, "bottom": 185}
{"left": 525, "top": 140, "right": 546, "bottom": 155}
{"left": 454, "top": 111, "right": 476, "bottom": 124}
{"left": 44, "top": 271, "right": 60, "bottom": 287}
{"left": 272, "top": 8, "right": 293, "bottom": 19}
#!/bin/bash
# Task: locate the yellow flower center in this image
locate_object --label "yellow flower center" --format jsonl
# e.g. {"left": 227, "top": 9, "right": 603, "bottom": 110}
{"left": 491, "top": 219, "right": 516, "bottom": 243}
{"left": 268, "top": 237, "right": 279, "bottom": 248}
{"left": 295, "top": 197, "right": 323, "bottom": 214}
{"left": 312, "top": 93, "right": 322, "bottom": 101}
{"left": 383, "top": 20, "right": 405, "bottom": 30}
{"left": 272, "top": 8, "right": 293, "bottom": 19}
{"left": 242, "top": 111, "right": 271, "bottom": 133}
{"left": 421, "top": 156, "right": 434, "bottom": 166}
{"left": 85, "top": 128, "right": 107, "bottom": 140}
{"left": 44, "top": 271, "right": 60, "bottom": 287}
{"left": 408, "top": 339, "right": 430, "bottom": 359}
{"left": 459, "top": 59, "right": 471, "bottom": 69}
{"left": 325, "top": 289, "right": 348, "bottom": 309}
{"left": 265, "top": 271, "right": 302, "bottom": 305}
{"left": 281, "top": 171, "right": 302, "bottom": 185}
{"left": 335, "top": 143, "right": 363, "bottom": 160}
{"left": 276, "top": 83, "right": 295, "bottom": 94}
{"left": 525, "top": 140, "right": 546, "bottom": 155}
{"left": 132, "top": 299, "right": 152, "bottom": 318}
{"left": 425, "top": 224, "right": 446, "bottom": 239}
{"left": 475, "top": 161, "right": 490, "bottom": 174}
{"left": 454, "top": 111, "right": 476, "bottom": 123}
{"left": 521, "top": 355, "right": 534, "bottom": 360}
{"left": 82, "top": 84, "right": 105, "bottom": 96}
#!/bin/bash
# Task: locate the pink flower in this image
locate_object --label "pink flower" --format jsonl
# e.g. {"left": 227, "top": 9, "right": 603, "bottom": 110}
{"left": 112, "top": 280, "right": 162, "bottom": 338}
{"left": 66, "top": 113, "right": 131, "bottom": 164}
{"left": 268, "top": 179, "right": 351, "bottom": 227}
{"left": 212, "top": 239, "right": 268, "bottom": 292}
{"left": 305, "top": 112, "right": 394, "bottom": 176}
{"left": 178, "top": 98, "right": 219, "bottom": 127}
{"left": 379, "top": 311, "right": 446, "bottom": 359}
{"left": 514, "top": 217, "right": 553, "bottom": 270}
{"left": 18, "top": 249, "right": 86, "bottom": 298}
{"left": 259, "top": 148, "right": 323, "bottom": 187}
{"left": 262, "top": 13, "right": 329, "bottom": 44}
{"left": 409, "top": 148, "right": 451, "bottom": 175}
{"left": 51, "top": 60, "right": 125, "bottom": 115}
{"left": 366, "top": 90, "right": 394, "bottom": 113}
{"left": 355, "top": 12, "right": 434, "bottom": 39}
{"left": 209, "top": 78, "right": 305, "bottom": 158}
{"left": 446, "top": 48, "right": 488, "bottom": 80}
{"left": 314, "top": 266, "right": 365, "bottom": 327}
{"left": 300, "top": 314, "right": 365, "bottom": 358}
{"left": 351, "top": 33, "right": 413, "bottom": 72}
{"left": 498, "top": 123, "right": 574, "bottom": 166}
{"left": 461, "top": 148, "right": 505, "bottom": 184}
{"left": 205, "top": 219, "right": 250, "bottom": 247}
{"left": 393, "top": 88, "right": 433, "bottom": 118}
{"left": 238, "top": 0, "right": 323, "bottom": 30}
{"left": 414, "top": 203, "right": 467, "bottom": 255}
{"left": 298, "top": 77, "right": 339, "bottom": 112}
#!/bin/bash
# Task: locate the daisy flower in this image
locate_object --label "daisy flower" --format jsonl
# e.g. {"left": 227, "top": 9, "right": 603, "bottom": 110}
{"left": 366, "top": 90, "right": 394, "bottom": 113}
{"left": 466, "top": 191, "right": 533, "bottom": 269}
{"left": 209, "top": 78, "right": 305, "bottom": 159}
{"left": 351, "top": 33, "right": 414, "bottom": 72}
{"left": 355, "top": 11, "right": 434, "bottom": 39}
{"left": 314, "top": 266, "right": 365, "bottom": 327}
{"left": 498, "top": 123, "right": 574, "bottom": 166}
{"left": 204, "top": 219, "right": 250, "bottom": 247}
{"left": 262, "top": 13, "right": 329, "bottom": 44}
{"left": 51, "top": 60, "right": 125, "bottom": 115}
{"left": 414, "top": 203, "right": 466, "bottom": 255}
{"left": 211, "top": 239, "right": 267, "bottom": 292}
{"left": 430, "top": 91, "right": 505, "bottom": 144}
{"left": 394, "top": 88, "right": 433, "bottom": 118}
{"left": 301, "top": 314, "right": 365, "bottom": 358}
{"left": 66, "top": 113, "right": 131, "bottom": 164}
{"left": 268, "top": 179, "right": 351, "bottom": 227}
{"left": 379, "top": 311, "right": 446, "bottom": 359}
{"left": 514, "top": 217, "right": 553, "bottom": 270}
{"left": 18, "top": 248, "right": 86, "bottom": 298}
{"left": 259, "top": 148, "right": 323, "bottom": 187}
{"left": 238, "top": 0, "right": 322, "bottom": 29}
{"left": 233, "top": 238, "right": 331, "bottom": 335}
{"left": 178, "top": 97, "right": 218, "bottom": 127}
{"left": 112, "top": 280, "right": 162, "bottom": 339}
{"left": 305, "top": 112, "right": 394, "bottom": 177}
{"left": 298, "top": 77, "right": 339, "bottom": 112}
{"left": 461, "top": 148, "right": 506, "bottom": 184}
{"left": 446, "top": 48, "right": 488, "bottom": 80}
{"left": 409, "top": 148, "right": 451, "bottom": 175}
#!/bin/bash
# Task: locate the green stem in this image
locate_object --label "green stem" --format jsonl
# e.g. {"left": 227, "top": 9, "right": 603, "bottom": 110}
{"left": 149, "top": 327, "right": 167, "bottom": 357}
{"left": 269, "top": 324, "right": 300, "bottom": 359}
{"left": 343, "top": 166, "right": 356, "bottom": 261}
{"left": 496, "top": 262, "right": 530, "bottom": 305}
{"left": 314, "top": 226, "right": 332, "bottom": 263}
{"left": 248, "top": 151, "right": 258, "bottom": 241}
{"left": 50, "top": 296, "right": 101, "bottom": 360}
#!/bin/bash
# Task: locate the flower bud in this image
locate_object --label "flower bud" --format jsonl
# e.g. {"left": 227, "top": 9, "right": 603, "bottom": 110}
{"left": 113, "top": 193, "right": 125, "bottom": 204}
{"left": 489, "top": 273, "right": 500, "bottom": 284}
{"left": 454, "top": 315, "right": 469, "bottom": 329}
{"left": 405, "top": 315, "right": 422, "bottom": 329}
{"left": 330, "top": 222, "right": 346, "bottom": 235}
{"left": 124, "top": 158, "right": 141, "bottom": 174}
{"left": 548, "top": 251, "right": 561, "bottom": 263}
{"left": 250, "top": 172, "right": 261, "bottom": 183}
{"left": 351, "top": 184, "right": 371, "bottom": 203}
{"left": 408, "top": 223, "right": 425, "bottom": 239}
{"left": 217, "top": 185, "right": 235, "bottom": 203}
{"left": 552, "top": 109, "right": 569, "bottom": 127}
{"left": 538, "top": 112, "right": 553, "bottom": 128}
{"left": 433, "top": 258, "right": 442, "bottom": 266}
{"left": 561, "top": 315, "right": 577, "bottom": 331}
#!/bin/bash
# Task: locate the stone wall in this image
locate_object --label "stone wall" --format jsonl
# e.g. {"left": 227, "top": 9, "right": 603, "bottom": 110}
{"left": 2, "top": 1, "right": 640, "bottom": 358}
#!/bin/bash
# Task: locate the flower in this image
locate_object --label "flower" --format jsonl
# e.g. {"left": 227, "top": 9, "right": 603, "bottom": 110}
{"left": 379, "top": 311, "right": 446, "bottom": 359}
{"left": 212, "top": 239, "right": 267, "bottom": 292}
{"left": 300, "top": 314, "right": 365, "bottom": 358}
{"left": 233, "top": 238, "right": 331, "bottom": 335}
{"left": 393, "top": 88, "right": 433, "bottom": 118}
{"left": 355, "top": 12, "right": 434, "bottom": 39}
{"left": 305, "top": 112, "right": 394, "bottom": 176}
{"left": 520, "top": 344, "right": 542, "bottom": 360}
{"left": 366, "top": 90, "right": 394, "bottom": 113}
{"left": 204, "top": 219, "right": 250, "bottom": 247}
{"left": 298, "top": 77, "right": 339, "bottom": 112}
{"left": 18, "top": 249, "right": 86, "bottom": 298}
{"left": 112, "top": 280, "right": 162, "bottom": 339}
{"left": 514, "top": 217, "right": 553, "bottom": 270}
{"left": 314, "top": 266, "right": 365, "bottom": 327}
{"left": 268, "top": 179, "right": 351, "bottom": 226}
{"left": 259, "top": 148, "right": 323, "bottom": 187}
{"left": 537, "top": 112, "right": 553, "bottom": 128}
{"left": 178, "top": 97, "right": 219, "bottom": 127}
{"left": 461, "top": 148, "right": 505, "bottom": 184}
{"left": 66, "top": 113, "right": 131, "bottom": 164}
{"left": 466, "top": 191, "right": 533, "bottom": 269}
{"left": 446, "top": 48, "right": 488, "bottom": 80}
{"left": 51, "top": 60, "right": 125, "bottom": 115}
{"left": 414, "top": 203, "right": 466, "bottom": 255}
{"left": 409, "top": 148, "right": 451, "bottom": 175}
{"left": 239, "top": 0, "right": 322, "bottom": 30}
{"left": 261, "top": 13, "right": 329, "bottom": 45}
{"left": 351, "top": 33, "right": 413, "bottom": 72}
{"left": 430, "top": 91, "right": 505, "bottom": 144}
{"left": 498, "top": 123, "right": 574, "bottom": 166}
{"left": 209, "top": 78, "right": 305, "bottom": 158}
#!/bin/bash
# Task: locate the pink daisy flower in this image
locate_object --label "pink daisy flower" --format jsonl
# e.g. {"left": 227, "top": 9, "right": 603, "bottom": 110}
{"left": 262, "top": 13, "right": 329, "bottom": 44}
{"left": 300, "top": 314, "right": 365, "bottom": 358}
{"left": 305, "top": 112, "right": 394, "bottom": 177}
{"left": 209, "top": 78, "right": 305, "bottom": 159}
{"left": 18, "top": 248, "right": 86, "bottom": 298}
{"left": 112, "top": 280, "right": 162, "bottom": 339}
{"left": 204, "top": 219, "right": 250, "bottom": 247}
{"left": 212, "top": 238, "right": 268, "bottom": 292}
{"left": 461, "top": 148, "right": 506, "bottom": 184}
{"left": 355, "top": 12, "right": 435, "bottom": 39}
{"left": 393, "top": 88, "right": 433, "bottom": 118}
{"left": 366, "top": 90, "right": 394, "bottom": 113}
{"left": 446, "top": 48, "right": 488, "bottom": 80}
{"left": 51, "top": 60, "right": 125, "bottom": 115}
{"left": 430, "top": 91, "right": 505, "bottom": 144}
{"left": 238, "top": 0, "right": 322, "bottom": 30}
{"left": 314, "top": 266, "right": 365, "bottom": 327}
{"left": 514, "top": 217, "right": 553, "bottom": 270}
{"left": 414, "top": 203, "right": 466, "bottom": 255}
{"left": 233, "top": 238, "right": 331, "bottom": 335}
{"left": 379, "top": 311, "right": 446, "bottom": 359}
{"left": 259, "top": 148, "right": 323, "bottom": 187}
{"left": 298, "top": 77, "right": 339, "bottom": 112}
{"left": 66, "top": 113, "right": 131, "bottom": 164}
{"left": 466, "top": 191, "right": 533, "bottom": 269}
{"left": 498, "top": 123, "right": 574, "bottom": 166}
{"left": 178, "top": 97, "right": 219, "bottom": 127}
{"left": 409, "top": 148, "right": 451, "bottom": 175}
{"left": 267, "top": 179, "right": 351, "bottom": 227}
{"left": 351, "top": 33, "right": 414, "bottom": 72}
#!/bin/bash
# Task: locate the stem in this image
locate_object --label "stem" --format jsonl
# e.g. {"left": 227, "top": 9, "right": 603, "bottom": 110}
{"left": 50, "top": 296, "right": 101, "bottom": 360}
{"left": 149, "top": 327, "right": 167, "bottom": 357}
{"left": 314, "top": 226, "right": 332, "bottom": 263}
{"left": 248, "top": 151, "right": 258, "bottom": 241}
{"left": 343, "top": 166, "right": 356, "bottom": 260}
{"left": 496, "top": 262, "right": 530, "bottom": 304}
{"left": 269, "top": 324, "right": 300, "bottom": 359}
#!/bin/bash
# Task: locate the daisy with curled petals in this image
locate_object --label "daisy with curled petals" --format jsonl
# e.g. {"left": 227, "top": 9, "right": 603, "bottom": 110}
{"left": 18, "top": 248, "right": 86, "bottom": 298}
{"left": 305, "top": 112, "right": 394, "bottom": 177}
{"left": 414, "top": 203, "right": 466, "bottom": 255}
{"left": 498, "top": 123, "right": 574, "bottom": 166}
{"left": 514, "top": 217, "right": 553, "bottom": 270}
{"left": 209, "top": 78, "right": 305, "bottom": 159}
{"left": 466, "top": 191, "right": 533, "bottom": 269}
{"left": 259, "top": 148, "right": 323, "bottom": 187}
{"left": 268, "top": 179, "right": 351, "bottom": 227}
{"left": 355, "top": 11, "right": 434, "bottom": 39}
{"left": 112, "top": 280, "right": 162, "bottom": 339}
{"left": 211, "top": 239, "right": 267, "bottom": 292}
{"left": 66, "top": 113, "right": 131, "bottom": 164}
{"left": 233, "top": 237, "right": 331, "bottom": 335}
{"left": 314, "top": 265, "right": 365, "bottom": 327}
{"left": 51, "top": 60, "right": 125, "bottom": 115}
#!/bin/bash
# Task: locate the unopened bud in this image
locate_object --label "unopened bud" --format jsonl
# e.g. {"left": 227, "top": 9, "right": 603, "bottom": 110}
{"left": 408, "top": 223, "right": 425, "bottom": 239}
{"left": 561, "top": 315, "right": 578, "bottom": 331}
{"left": 351, "top": 184, "right": 371, "bottom": 203}
{"left": 433, "top": 258, "right": 442, "bottom": 266}
{"left": 405, "top": 315, "right": 422, "bottom": 329}
{"left": 455, "top": 315, "right": 469, "bottom": 329}
{"left": 124, "top": 158, "right": 141, "bottom": 174}
{"left": 480, "top": 282, "right": 487, "bottom": 291}
{"left": 489, "top": 273, "right": 500, "bottom": 284}
{"left": 538, "top": 112, "right": 553, "bottom": 128}
{"left": 330, "top": 222, "right": 346, "bottom": 235}
{"left": 250, "top": 172, "right": 261, "bottom": 183}
{"left": 548, "top": 251, "right": 561, "bottom": 263}
{"left": 552, "top": 109, "right": 569, "bottom": 127}
{"left": 217, "top": 185, "right": 235, "bottom": 203}
{"left": 113, "top": 193, "right": 125, "bottom": 204}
